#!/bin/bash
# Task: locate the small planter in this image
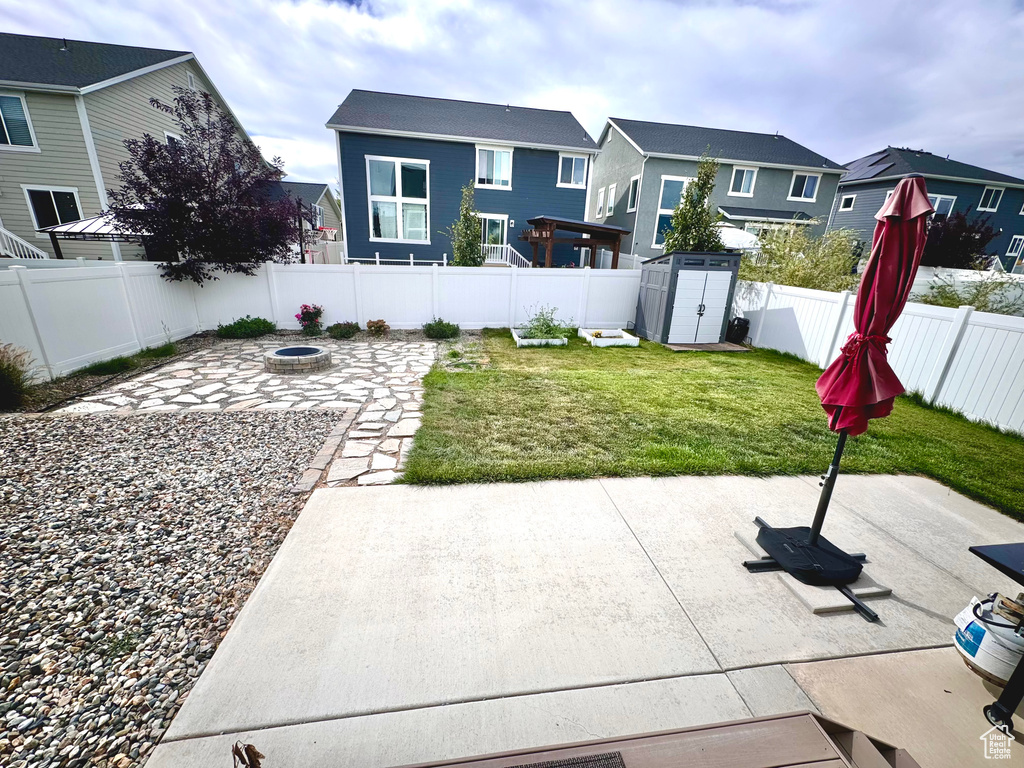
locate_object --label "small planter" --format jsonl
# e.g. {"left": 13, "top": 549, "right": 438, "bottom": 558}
{"left": 578, "top": 328, "right": 640, "bottom": 347}
{"left": 511, "top": 328, "right": 568, "bottom": 347}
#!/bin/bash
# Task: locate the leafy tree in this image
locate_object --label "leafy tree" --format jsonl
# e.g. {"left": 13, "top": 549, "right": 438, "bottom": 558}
{"left": 920, "top": 208, "right": 998, "bottom": 269}
{"left": 661, "top": 154, "right": 725, "bottom": 253}
{"left": 444, "top": 182, "right": 483, "bottom": 266}
{"left": 109, "top": 86, "right": 304, "bottom": 284}
{"left": 739, "top": 225, "right": 860, "bottom": 292}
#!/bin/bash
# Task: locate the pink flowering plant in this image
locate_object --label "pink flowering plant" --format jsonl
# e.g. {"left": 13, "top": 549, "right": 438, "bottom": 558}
{"left": 296, "top": 303, "right": 324, "bottom": 336}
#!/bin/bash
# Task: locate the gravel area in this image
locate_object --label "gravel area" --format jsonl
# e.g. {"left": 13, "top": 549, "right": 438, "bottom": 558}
{"left": 0, "top": 410, "right": 336, "bottom": 768}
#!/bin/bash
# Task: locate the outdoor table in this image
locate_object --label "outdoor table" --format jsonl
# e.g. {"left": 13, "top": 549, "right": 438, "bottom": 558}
{"left": 970, "top": 542, "right": 1024, "bottom": 731}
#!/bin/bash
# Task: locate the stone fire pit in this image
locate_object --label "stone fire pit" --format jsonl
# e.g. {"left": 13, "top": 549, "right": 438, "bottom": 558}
{"left": 264, "top": 345, "right": 332, "bottom": 374}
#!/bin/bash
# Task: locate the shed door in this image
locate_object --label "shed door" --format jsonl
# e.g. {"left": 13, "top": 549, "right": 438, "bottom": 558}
{"left": 667, "top": 271, "right": 708, "bottom": 344}
{"left": 694, "top": 271, "right": 731, "bottom": 344}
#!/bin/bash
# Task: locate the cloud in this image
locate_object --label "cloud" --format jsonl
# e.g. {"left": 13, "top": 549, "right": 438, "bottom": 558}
{"left": 4, "top": 0, "right": 1024, "bottom": 182}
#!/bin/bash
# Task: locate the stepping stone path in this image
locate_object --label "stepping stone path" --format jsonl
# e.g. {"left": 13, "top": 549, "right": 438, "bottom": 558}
{"left": 59, "top": 339, "right": 435, "bottom": 487}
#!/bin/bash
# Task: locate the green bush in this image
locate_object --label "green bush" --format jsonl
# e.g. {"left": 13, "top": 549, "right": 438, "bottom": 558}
{"left": 367, "top": 319, "right": 390, "bottom": 337}
{"left": 327, "top": 321, "right": 360, "bottom": 339}
{"left": 0, "top": 344, "right": 34, "bottom": 411}
{"left": 739, "top": 226, "right": 860, "bottom": 292}
{"left": 216, "top": 315, "right": 276, "bottom": 338}
{"left": 78, "top": 356, "right": 138, "bottom": 376}
{"left": 423, "top": 318, "right": 460, "bottom": 339}
{"left": 519, "top": 305, "right": 572, "bottom": 340}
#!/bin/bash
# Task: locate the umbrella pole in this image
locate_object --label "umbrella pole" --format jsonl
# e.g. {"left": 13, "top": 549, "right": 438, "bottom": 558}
{"left": 807, "top": 425, "right": 848, "bottom": 547}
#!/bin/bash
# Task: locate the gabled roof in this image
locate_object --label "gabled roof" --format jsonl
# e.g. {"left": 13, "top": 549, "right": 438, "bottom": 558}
{"left": 262, "top": 180, "right": 329, "bottom": 207}
{"left": 326, "top": 90, "right": 596, "bottom": 152}
{"left": 0, "top": 33, "right": 190, "bottom": 91}
{"left": 606, "top": 118, "right": 843, "bottom": 171}
{"left": 840, "top": 147, "right": 1024, "bottom": 187}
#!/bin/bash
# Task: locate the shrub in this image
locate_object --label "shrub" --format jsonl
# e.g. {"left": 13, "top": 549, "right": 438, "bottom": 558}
{"left": 740, "top": 226, "right": 860, "bottom": 292}
{"left": 519, "top": 305, "right": 572, "bottom": 340}
{"left": 921, "top": 209, "right": 998, "bottom": 269}
{"left": 444, "top": 183, "right": 484, "bottom": 266}
{"left": 78, "top": 356, "right": 137, "bottom": 376}
{"left": 423, "top": 318, "right": 460, "bottom": 339}
{"left": 217, "top": 316, "right": 276, "bottom": 338}
{"left": 0, "top": 344, "right": 34, "bottom": 411}
{"left": 918, "top": 271, "right": 1024, "bottom": 315}
{"left": 136, "top": 343, "right": 177, "bottom": 359}
{"left": 296, "top": 303, "right": 324, "bottom": 336}
{"left": 366, "top": 319, "right": 390, "bottom": 337}
{"left": 327, "top": 321, "right": 360, "bottom": 339}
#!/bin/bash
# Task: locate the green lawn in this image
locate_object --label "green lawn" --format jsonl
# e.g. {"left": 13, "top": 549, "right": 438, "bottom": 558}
{"left": 402, "top": 329, "right": 1024, "bottom": 520}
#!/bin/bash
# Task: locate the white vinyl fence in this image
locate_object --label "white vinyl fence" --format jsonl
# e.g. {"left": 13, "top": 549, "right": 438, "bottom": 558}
{"left": 734, "top": 281, "right": 1024, "bottom": 434}
{"left": 0, "top": 262, "right": 641, "bottom": 381}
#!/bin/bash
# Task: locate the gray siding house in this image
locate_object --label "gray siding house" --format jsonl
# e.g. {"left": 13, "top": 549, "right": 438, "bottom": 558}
{"left": 327, "top": 90, "right": 597, "bottom": 266}
{"left": 589, "top": 118, "right": 844, "bottom": 263}
{"left": 825, "top": 147, "right": 1024, "bottom": 271}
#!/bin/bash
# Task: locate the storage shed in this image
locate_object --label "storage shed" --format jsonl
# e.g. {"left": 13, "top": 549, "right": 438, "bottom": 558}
{"left": 634, "top": 252, "right": 741, "bottom": 344}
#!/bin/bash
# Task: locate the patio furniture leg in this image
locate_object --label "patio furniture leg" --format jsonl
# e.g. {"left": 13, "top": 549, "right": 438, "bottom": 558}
{"left": 836, "top": 584, "right": 880, "bottom": 622}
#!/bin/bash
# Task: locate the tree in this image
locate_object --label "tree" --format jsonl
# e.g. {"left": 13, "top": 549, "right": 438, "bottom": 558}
{"left": 920, "top": 208, "right": 998, "bottom": 269}
{"left": 108, "top": 86, "right": 302, "bottom": 284}
{"left": 444, "top": 182, "right": 483, "bottom": 266}
{"left": 739, "top": 225, "right": 860, "bottom": 292}
{"left": 661, "top": 154, "right": 724, "bottom": 253}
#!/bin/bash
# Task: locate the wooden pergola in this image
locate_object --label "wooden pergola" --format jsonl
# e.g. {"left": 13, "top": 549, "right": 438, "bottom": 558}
{"left": 519, "top": 216, "right": 631, "bottom": 268}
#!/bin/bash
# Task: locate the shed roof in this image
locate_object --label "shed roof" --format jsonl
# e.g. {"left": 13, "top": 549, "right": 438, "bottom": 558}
{"left": 327, "top": 90, "right": 596, "bottom": 151}
{"left": 608, "top": 118, "right": 843, "bottom": 171}
{"left": 840, "top": 147, "right": 1024, "bottom": 186}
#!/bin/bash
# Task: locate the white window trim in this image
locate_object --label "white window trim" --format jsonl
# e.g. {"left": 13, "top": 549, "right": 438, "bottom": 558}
{"left": 475, "top": 212, "right": 509, "bottom": 246}
{"left": 1020, "top": 201, "right": 1024, "bottom": 215}
{"left": 606, "top": 183, "right": 617, "bottom": 216}
{"left": 596, "top": 187, "right": 606, "bottom": 218}
{"left": 187, "top": 72, "right": 197, "bottom": 91}
{"left": 21, "top": 185, "right": 84, "bottom": 237}
{"left": 626, "top": 175, "right": 641, "bottom": 212}
{"left": 475, "top": 144, "right": 514, "bottom": 191}
{"left": 787, "top": 171, "right": 822, "bottom": 202}
{"left": 0, "top": 91, "right": 41, "bottom": 153}
{"left": 1008, "top": 235, "right": 1024, "bottom": 258}
{"left": 727, "top": 166, "right": 758, "bottom": 198}
{"left": 164, "top": 131, "right": 181, "bottom": 144}
{"left": 839, "top": 194, "right": 856, "bottom": 211}
{"left": 928, "top": 194, "right": 956, "bottom": 216}
{"left": 978, "top": 186, "right": 1004, "bottom": 213}
{"left": 556, "top": 153, "right": 588, "bottom": 189}
{"left": 652, "top": 175, "right": 693, "bottom": 249}
{"left": 310, "top": 202, "right": 325, "bottom": 230}
{"left": 364, "top": 154, "right": 431, "bottom": 245}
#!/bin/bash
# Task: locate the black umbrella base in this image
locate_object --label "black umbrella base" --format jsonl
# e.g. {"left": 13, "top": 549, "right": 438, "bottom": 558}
{"left": 743, "top": 517, "right": 879, "bottom": 623}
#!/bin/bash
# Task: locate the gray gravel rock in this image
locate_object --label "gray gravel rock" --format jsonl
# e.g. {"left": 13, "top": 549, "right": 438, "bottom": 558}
{"left": 0, "top": 411, "right": 335, "bottom": 767}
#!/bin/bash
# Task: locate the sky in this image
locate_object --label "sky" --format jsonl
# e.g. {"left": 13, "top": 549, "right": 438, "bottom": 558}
{"left": 4, "top": 0, "right": 1024, "bottom": 186}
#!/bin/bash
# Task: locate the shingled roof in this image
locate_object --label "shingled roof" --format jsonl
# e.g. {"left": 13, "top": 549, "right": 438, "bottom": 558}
{"left": 841, "top": 147, "right": 1024, "bottom": 186}
{"left": 607, "top": 118, "right": 843, "bottom": 171}
{"left": 326, "top": 90, "right": 596, "bottom": 151}
{"left": 0, "top": 33, "right": 189, "bottom": 90}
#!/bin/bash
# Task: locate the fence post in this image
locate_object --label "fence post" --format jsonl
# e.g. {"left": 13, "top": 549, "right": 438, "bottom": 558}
{"left": 508, "top": 265, "right": 519, "bottom": 329}
{"left": 375, "top": 252, "right": 380, "bottom": 266}
{"left": 9, "top": 265, "right": 54, "bottom": 380}
{"left": 923, "top": 304, "right": 974, "bottom": 404}
{"left": 818, "top": 289, "right": 851, "bottom": 368}
{"left": 577, "top": 266, "right": 591, "bottom": 329}
{"left": 76, "top": 257, "right": 86, "bottom": 265}
{"left": 409, "top": 253, "right": 414, "bottom": 266}
{"left": 443, "top": 253, "right": 448, "bottom": 267}
{"left": 751, "top": 282, "right": 773, "bottom": 347}
{"left": 265, "top": 263, "right": 281, "bottom": 326}
{"left": 116, "top": 262, "right": 145, "bottom": 352}
{"left": 352, "top": 261, "right": 364, "bottom": 326}
{"left": 431, "top": 263, "right": 439, "bottom": 318}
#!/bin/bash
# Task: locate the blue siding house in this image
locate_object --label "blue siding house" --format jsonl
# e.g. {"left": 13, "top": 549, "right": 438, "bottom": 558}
{"left": 826, "top": 147, "right": 1024, "bottom": 271}
{"left": 326, "top": 90, "right": 597, "bottom": 266}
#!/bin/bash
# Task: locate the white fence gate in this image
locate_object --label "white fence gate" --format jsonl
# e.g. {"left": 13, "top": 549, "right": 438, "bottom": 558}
{"left": 0, "top": 263, "right": 641, "bottom": 381}
{"left": 733, "top": 281, "right": 1024, "bottom": 434}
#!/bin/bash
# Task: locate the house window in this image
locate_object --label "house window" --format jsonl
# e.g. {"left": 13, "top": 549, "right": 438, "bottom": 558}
{"left": 606, "top": 183, "right": 617, "bottom": 216}
{"left": 596, "top": 187, "right": 605, "bottom": 218}
{"left": 477, "top": 213, "right": 508, "bottom": 246}
{"left": 310, "top": 203, "right": 325, "bottom": 229}
{"left": 187, "top": 72, "right": 197, "bottom": 91}
{"left": 0, "top": 92, "right": 37, "bottom": 150}
{"left": 476, "top": 145, "right": 512, "bottom": 189}
{"left": 653, "top": 176, "right": 691, "bottom": 247}
{"left": 557, "top": 154, "right": 587, "bottom": 188}
{"left": 23, "top": 186, "right": 82, "bottom": 231}
{"left": 165, "top": 131, "right": 181, "bottom": 148}
{"left": 729, "top": 166, "right": 757, "bottom": 197}
{"left": 1008, "top": 235, "right": 1024, "bottom": 261}
{"left": 366, "top": 155, "right": 429, "bottom": 243}
{"left": 928, "top": 194, "right": 956, "bottom": 218}
{"left": 627, "top": 175, "right": 640, "bottom": 212}
{"left": 839, "top": 194, "right": 856, "bottom": 211}
{"left": 979, "top": 187, "right": 1003, "bottom": 212}
{"left": 788, "top": 172, "right": 820, "bottom": 202}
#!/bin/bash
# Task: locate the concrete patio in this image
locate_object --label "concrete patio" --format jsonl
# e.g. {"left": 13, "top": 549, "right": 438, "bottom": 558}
{"left": 146, "top": 475, "right": 1024, "bottom": 767}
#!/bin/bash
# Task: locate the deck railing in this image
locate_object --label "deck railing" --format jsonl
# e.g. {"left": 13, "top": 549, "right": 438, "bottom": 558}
{"left": 483, "top": 243, "right": 532, "bottom": 268}
{"left": 0, "top": 226, "right": 49, "bottom": 259}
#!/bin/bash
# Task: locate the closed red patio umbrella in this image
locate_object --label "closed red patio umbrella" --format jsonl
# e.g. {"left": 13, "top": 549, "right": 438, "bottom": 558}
{"left": 742, "top": 175, "right": 933, "bottom": 622}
